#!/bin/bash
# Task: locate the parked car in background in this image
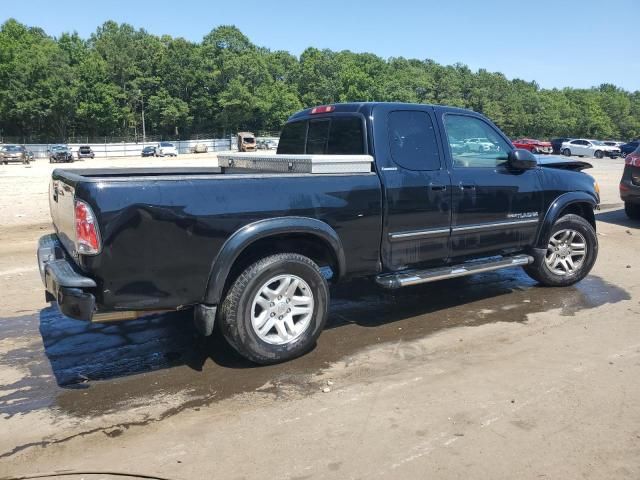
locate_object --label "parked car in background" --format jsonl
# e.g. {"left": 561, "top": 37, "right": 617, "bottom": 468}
{"left": 512, "top": 138, "right": 552, "bottom": 154}
{"left": 256, "top": 139, "right": 268, "bottom": 150}
{"left": 463, "top": 137, "right": 494, "bottom": 152}
{"left": 48, "top": 145, "right": 73, "bottom": 163}
{"left": 0, "top": 144, "right": 30, "bottom": 164}
{"left": 77, "top": 145, "right": 95, "bottom": 160}
{"left": 603, "top": 141, "right": 625, "bottom": 148}
{"left": 237, "top": 132, "right": 257, "bottom": 152}
{"left": 620, "top": 144, "right": 640, "bottom": 219}
{"left": 190, "top": 143, "right": 208, "bottom": 153}
{"left": 620, "top": 141, "right": 639, "bottom": 158}
{"left": 157, "top": 142, "right": 178, "bottom": 157}
{"left": 561, "top": 139, "right": 620, "bottom": 159}
{"left": 266, "top": 139, "right": 279, "bottom": 150}
{"left": 141, "top": 146, "right": 157, "bottom": 157}
{"left": 551, "top": 137, "right": 572, "bottom": 154}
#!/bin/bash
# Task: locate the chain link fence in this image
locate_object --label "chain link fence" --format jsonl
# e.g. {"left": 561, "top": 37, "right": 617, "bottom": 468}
{"left": 2, "top": 132, "right": 281, "bottom": 159}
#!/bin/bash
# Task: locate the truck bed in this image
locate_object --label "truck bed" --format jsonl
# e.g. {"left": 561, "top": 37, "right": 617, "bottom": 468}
{"left": 48, "top": 166, "right": 383, "bottom": 312}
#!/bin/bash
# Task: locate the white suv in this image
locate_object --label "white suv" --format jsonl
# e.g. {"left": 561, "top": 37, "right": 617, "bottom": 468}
{"left": 157, "top": 142, "right": 178, "bottom": 157}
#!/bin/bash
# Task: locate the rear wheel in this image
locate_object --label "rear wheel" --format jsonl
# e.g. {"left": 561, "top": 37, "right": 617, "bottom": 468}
{"left": 218, "top": 253, "right": 329, "bottom": 364}
{"left": 524, "top": 214, "right": 597, "bottom": 287}
{"left": 531, "top": 147, "right": 538, "bottom": 154}
{"left": 625, "top": 201, "right": 640, "bottom": 220}
{"left": 594, "top": 150, "right": 604, "bottom": 159}
{"left": 562, "top": 148, "right": 571, "bottom": 156}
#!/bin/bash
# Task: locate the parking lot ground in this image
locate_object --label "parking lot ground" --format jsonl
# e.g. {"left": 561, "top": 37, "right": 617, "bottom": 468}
{"left": 0, "top": 156, "right": 639, "bottom": 479}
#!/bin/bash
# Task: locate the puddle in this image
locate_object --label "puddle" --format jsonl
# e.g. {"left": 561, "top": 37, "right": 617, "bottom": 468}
{"left": 0, "top": 270, "right": 629, "bottom": 420}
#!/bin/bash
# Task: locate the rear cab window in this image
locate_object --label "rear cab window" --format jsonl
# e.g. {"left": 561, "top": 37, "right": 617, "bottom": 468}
{"left": 277, "top": 116, "right": 365, "bottom": 155}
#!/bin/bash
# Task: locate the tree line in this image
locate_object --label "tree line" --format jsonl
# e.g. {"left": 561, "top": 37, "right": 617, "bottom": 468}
{"left": 1, "top": 18, "right": 639, "bottom": 143}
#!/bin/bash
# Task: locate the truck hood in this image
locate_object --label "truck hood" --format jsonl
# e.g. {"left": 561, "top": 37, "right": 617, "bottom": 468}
{"left": 536, "top": 156, "right": 592, "bottom": 171}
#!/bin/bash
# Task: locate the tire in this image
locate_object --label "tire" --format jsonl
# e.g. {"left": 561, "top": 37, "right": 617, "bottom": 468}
{"left": 594, "top": 150, "right": 604, "bottom": 159}
{"left": 524, "top": 214, "right": 597, "bottom": 287}
{"left": 531, "top": 147, "right": 538, "bottom": 154}
{"left": 625, "top": 201, "right": 640, "bottom": 220}
{"left": 562, "top": 148, "right": 571, "bottom": 156}
{"left": 218, "top": 253, "right": 329, "bottom": 364}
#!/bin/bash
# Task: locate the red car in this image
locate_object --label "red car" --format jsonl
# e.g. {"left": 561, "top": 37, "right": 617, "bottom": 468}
{"left": 512, "top": 138, "right": 553, "bottom": 154}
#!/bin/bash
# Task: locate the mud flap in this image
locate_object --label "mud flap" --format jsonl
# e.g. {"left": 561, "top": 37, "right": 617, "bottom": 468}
{"left": 194, "top": 304, "right": 217, "bottom": 336}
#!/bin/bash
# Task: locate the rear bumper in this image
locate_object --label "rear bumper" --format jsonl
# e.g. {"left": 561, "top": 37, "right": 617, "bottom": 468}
{"left": 620, "top": 181, "right": 640, "bottom": 203}
{"left": 620, "top": 165, "right": 640, "bottom": 203}
{"left": 38, "top": 234, "right": 96, "bottom": 320}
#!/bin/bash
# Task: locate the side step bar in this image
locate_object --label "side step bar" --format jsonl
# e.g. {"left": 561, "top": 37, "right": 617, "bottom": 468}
{"left": 375, "top": 254, "right": 534, "bottom": 289}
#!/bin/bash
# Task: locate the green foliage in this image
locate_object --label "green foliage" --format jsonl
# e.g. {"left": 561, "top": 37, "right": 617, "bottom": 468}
{"left": 0, "top": 18, "right": 638, "bottom": 141}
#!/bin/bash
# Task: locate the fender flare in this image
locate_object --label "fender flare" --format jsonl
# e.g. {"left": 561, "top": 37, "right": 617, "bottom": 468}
{"left": 535, "top": 192, "right": 597, "bottom": 248}
{"left": 203, "top": 217, "right": 346, "bottom": 305}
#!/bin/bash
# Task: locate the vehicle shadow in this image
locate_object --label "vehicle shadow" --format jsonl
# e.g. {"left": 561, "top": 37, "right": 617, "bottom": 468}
{"left": 596, "top": 208, "right": 640, "bottom": 228}
{"left": 38, "top": 306, "right": 204, "bottom": 386}
{"left": 37, "top": 268, "right": 629, "bottom": 389}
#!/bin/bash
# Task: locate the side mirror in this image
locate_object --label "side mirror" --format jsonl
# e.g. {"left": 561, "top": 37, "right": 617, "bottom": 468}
{"left": 508, "top": 148, "right": 537, "bottom": 169}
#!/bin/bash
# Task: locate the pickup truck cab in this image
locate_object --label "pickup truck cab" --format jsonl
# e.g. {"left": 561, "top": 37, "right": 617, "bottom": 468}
{"left": 38, "top": 103, "right": 600, "bottom": 364}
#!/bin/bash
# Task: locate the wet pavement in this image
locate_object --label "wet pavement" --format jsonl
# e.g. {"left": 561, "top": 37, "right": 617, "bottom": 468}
{"left": 0, "top": 268, "right": 628, "bottom": 425}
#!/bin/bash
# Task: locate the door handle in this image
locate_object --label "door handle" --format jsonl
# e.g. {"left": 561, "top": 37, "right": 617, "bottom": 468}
{"left": 429, "top": 183, "right": 447, "bottom": 191}
{"left": 458, "top": 183, "right": 476, "bottom": 191}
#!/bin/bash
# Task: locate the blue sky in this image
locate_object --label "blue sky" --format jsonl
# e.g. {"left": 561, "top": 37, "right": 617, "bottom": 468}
{"left": 3, "top": 0, "right": 638, "bottom": 91}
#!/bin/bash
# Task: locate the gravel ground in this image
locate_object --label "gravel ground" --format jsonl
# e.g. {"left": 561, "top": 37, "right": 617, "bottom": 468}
{"left": 0, "top": 154, "right": 638, "bottom": 480}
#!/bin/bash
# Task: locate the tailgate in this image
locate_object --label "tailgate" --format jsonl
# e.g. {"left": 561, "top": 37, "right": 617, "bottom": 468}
{"left": 49, "top": 174, "right": 77, "bottom": 257}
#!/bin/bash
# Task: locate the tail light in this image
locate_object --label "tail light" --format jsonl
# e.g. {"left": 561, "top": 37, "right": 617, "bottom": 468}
{"left": 310, "top": 105, "right": 335, "bottom": 114}
{"left": 625, "top": 154, "right": 640, "bottom": 167}
{"left": 75, "top": 200, "right": 101, "bottom": 255}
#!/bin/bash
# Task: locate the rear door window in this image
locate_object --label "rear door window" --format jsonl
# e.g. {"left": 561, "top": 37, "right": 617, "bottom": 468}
{"left": 388, "top": 110, "right": 441, "bottom": 171}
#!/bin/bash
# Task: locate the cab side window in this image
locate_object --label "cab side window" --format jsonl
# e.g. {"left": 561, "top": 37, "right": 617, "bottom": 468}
{"left": 443, "top": 114, "right": 511, "bottom": 168}
{"left": 388, "top": 110, "right": 441, "bottom": 171}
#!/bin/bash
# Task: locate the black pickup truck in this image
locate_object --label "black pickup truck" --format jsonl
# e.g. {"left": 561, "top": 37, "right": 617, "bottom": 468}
{"left": 38, "top": 103, "right": 600, "bottom": 364}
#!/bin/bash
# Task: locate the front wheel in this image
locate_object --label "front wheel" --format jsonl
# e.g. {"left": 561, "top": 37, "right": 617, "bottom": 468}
{"left": 594, "top": 150, "right": 604, "bottom": 159}
{"left": 218, "top": 253, "right": 329, "bottom": 364}
{"left": 524, "top": 214, "right": 597, "bottom": 287}
{"left": 625, "top": 201, "right": 640, "bottom": 220}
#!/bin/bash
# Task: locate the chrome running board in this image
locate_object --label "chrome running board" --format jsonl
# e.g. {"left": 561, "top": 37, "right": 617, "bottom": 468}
{"left": 375, "top": 254, "right": 534, "bottom": 289}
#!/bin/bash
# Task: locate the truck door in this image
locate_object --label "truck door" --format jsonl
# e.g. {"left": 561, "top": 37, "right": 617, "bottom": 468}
{"left": 375, "top": 105, "right": 452, "bottom": 270}
{"left": 436, "top": 109, "right": 544, "bottom": 259}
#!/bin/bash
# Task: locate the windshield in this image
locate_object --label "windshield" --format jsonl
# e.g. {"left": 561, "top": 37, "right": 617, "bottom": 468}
{"left": 243, "top": 137, "right": 255, "bottom": 143}
{"left": 160, "top": 142, "right": 173, "bottom": 147}
{"left": 591, "top": 140, "right": 604, "bottom": 146}
{"left": 4, "top": 145, "right": 22, "bottom": 152}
